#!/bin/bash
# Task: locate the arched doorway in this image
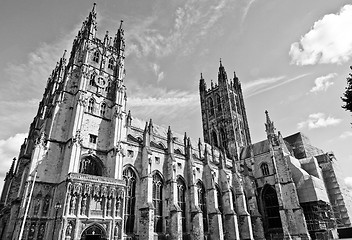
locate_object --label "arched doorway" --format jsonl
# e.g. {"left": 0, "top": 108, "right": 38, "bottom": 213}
{"left": 262, "top": 185, "right": 282, "bottom": 234}
{"left": 81, "top": 224, "right": 106, "bottom": 240}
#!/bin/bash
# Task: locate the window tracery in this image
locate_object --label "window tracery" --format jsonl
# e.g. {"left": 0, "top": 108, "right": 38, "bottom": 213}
{"left": 153, "top": 173, "right": 163, "bottom": 233}
{"left": 123, "top": 168, "right": 136, "bottom": 234}
{"left": 197, "top": 181, "right": 208, "bottom": 233}
{"left": 261, "top": 163, "right": 270, "bottom": 176}
{"left": 79, "top": 157, "right": 102, "bottom": 176}
{"left": 177, "top": 178, "right": 186, "bottom": 233}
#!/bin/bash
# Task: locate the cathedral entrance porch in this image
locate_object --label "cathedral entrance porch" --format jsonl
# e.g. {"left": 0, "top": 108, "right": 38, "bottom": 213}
{"left": 81, "top": 224, "right": 106, "bottom": 240}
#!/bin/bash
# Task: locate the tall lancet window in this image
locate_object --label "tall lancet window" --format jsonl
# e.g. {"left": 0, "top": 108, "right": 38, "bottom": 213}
{"left": 216, "top": 185, "right": 223, "bottom": 214}
{"left": 208, "top": 98, "right": 214, "bottom": 116}
{"left": 88, "top": 99, "right": 94, "bottom": 114}
{"left": 197, "top": 181, "right": 208, "bottom": 233}
{"left": 123, "top": 168, "right": 136, "bottom": 234}
{"left": 100, "top": 102, "right": 106, "bottom": 117}
{"left": 261, "top": 163, "right": 270, "bottom": 176}
{"left": 177, "top": 177, "right": 186, "bottom": 233}
{"left": 217, "top": 94, "right": 222, "bottom": 112}
{"left": 93, "top": 51, "right": 100, "bottom": 63}
{"left": 220, "top": 128, "right": 227, "bottom": 149}
{"left": 108, "top": 58, "right": 114, "bottom": 70}
{"left": 153, "top": 173, "right": 163, "bottom": 233}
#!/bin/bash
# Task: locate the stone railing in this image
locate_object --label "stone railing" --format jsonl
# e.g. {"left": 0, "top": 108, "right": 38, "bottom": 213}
{"left": 67, "top": 172, "right": 125, "bottom": 186}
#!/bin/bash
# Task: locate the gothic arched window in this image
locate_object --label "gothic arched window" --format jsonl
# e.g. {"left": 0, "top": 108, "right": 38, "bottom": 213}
{"left": 231, "top": 188, "right": 236, "bottom": 213}
{"left": 27, "top": 222, "right": 36, "bottom": 240}
{"left": 37, "top": 223, "right": 46, "bottom": 240}
{"left": 262, "top": 185, "right": 282, "bottom": 229}
{"left": 208, "top": 98, "right": 214, "bottom": 116}
{"left": 177, "top": 177, "right": 186, "bottom": 233}
{"left": 197, "top": 181, "right": 208, "bottom": 233}
{"left": 212, "top": 131, "right": 218, "bottom": 147}
{"left": 93, "top": 51, "right": 100, "bottom": 63}
{"left": 153, "top": 173, "right": 163, "bottom": 233}
{"left": 123, "top": 168, "right": 137, "bottom": 234}
{"left": 79, "top": 158, "right": 102, "bottom": 176}
{"left": 89, "top": 74, "right": 96, "bottom": 86}
{"left": 42, "top": 195, "right": 50, "bottom": 216}
{"left": 100, "top": 102, "right": 106, "bottom": 117}
{"left": 220, "top": 128, "right": 227, "bottom": 149}
{"left": 88, "top": 99, "right": 94, "bottom": 114}
{"left": 216, "top": 185, "right": 223, "bottom": 214}
{"left": 108, "top": 58, "right": 114, "bottom": 70}
{"left": 261, "top": 163, "right": 270, "bottom": 176}
{"left": 217, "top": 94, "right": 222, "bottom": 112}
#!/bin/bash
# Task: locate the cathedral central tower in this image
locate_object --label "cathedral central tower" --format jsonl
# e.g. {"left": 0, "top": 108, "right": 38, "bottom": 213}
{"left": 199, "top": 61, "right": 251, "bottom": 156}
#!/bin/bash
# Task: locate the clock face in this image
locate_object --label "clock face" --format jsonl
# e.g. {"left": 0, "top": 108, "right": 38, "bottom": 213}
{"left": 94, "top": 75, "right": 108, "bottom": 88}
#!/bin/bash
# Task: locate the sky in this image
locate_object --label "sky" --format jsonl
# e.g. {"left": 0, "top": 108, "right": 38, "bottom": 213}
{"left": 0, "top": 0, "right": 352, "bottom": 194}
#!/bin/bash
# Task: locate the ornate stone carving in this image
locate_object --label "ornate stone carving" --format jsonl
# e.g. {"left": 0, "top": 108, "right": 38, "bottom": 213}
{"left": 73, "top": 183, "right": 82, "bottom": 195}
{"left": 77, "top": 92, "right": 87, "bottom": 107}
{"left": 66, "top": 221, "right": 74, "bottom": 237}
{"left": 72, "top": 130, "right": 83, "bottom": 145}
{"left": 83, "top": 183, "right": 92, "bottom": 196}
{"left": 81, "top": 196, "right": 87, "bottom": 215}
{"left": 93, "top": 184, "right": 101, "bottom": 197}
{"left": 69, "top": 195, "right": 76, "bottom": 215}
{"left": 101, "top": 185, "right": 108, "bottom": 197}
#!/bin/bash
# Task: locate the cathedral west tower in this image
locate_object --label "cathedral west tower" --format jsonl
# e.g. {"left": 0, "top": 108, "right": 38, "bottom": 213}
{"left": 199, "top": 60, "right": 251, "bottom": 157}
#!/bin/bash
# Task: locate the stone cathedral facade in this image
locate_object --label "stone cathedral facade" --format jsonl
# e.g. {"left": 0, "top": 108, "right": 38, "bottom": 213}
{"left": 0, "top": 4, "right": 352, "bottom": 240}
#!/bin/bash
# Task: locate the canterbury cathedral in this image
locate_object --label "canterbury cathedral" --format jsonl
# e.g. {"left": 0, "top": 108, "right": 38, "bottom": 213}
{"left": 1, "top": 4, "right": 352, "bottom": 240}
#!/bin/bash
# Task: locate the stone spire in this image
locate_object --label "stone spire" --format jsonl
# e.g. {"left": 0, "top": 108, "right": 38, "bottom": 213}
{"left": 114, "top": 20, "right": 125, "bottom": 54}
{"left": 265, "top": 110, "right": 279, "bottom": 146}
{"left": 218, "top": 58, "right": 228, "bottom": 85}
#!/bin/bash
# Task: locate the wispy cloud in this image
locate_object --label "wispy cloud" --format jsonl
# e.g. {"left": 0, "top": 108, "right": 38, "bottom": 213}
{"left": 297, "top": 113, "right": 342, "bottom": 129}
{"left": 126, "top": 0, "right": 235, "bottom": 58}
{"left": 128, "top": 87, "right": 198, "bottom": 123}
{"left": 290, "top": 5, "right": 352, "bottom": 65}
{"left": 243, "top": 73, "right": 310, "bottom": 97}
{"left": 240, "top": 0, "right": 256, "bottom": 25}
{"left": 310, "top": 73, "right": 336, "bottom": 93}
{"left": 151, "top": 63, "right": 165, "bottom": 83}
{"left": 340, "top": 131, "right": 352, "bottom": 139}
{"left": 2, "top": 25, "right": 79, "bottom": 101}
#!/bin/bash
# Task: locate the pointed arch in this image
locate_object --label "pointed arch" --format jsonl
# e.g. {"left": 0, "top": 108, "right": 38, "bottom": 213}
{"left": 80, "top": 223, "right": 107, "bottom": 240}
{"left": 153, "top": 172, "right": 164, "bottom": 233}
{"left": 92, "top": 50, "right": 100, "bottom": 63}
{"left": 208, "top": 97, "right": 214, "bottom": 116}
{"left": 108, "top": 58, "right": 115, "bottom": 70}
{"left": 177, "top": 176, "right": 187, "bottom": 233}
{"left": 175, "top": 148, "right": 183, "bottom": 155}
{"left": 211, "top": 130, "right": 218, "bottom": 147}
{"left": 261, "top": 162, "right": 270, "bottom": 176}
{"left": 123, "top": 167, "right": 137, "bottom": 234}
{"left": 196, "top": 180, "right": 208, "bottom": 233}
{"left": 89, "top": 72, "right": 96, "bottom": 86}
{"left": 217, "top": 94, "right": 222, "bottom": 112}
{"left": 215, "top": 184, "right": 223, "bottom": 214}
{"left": 262, "top": 185, "right": 282, "bottom": 230}
{"left": 42, "top": 195, "right": 51, "bottom": 216}
{"left": 220, "top": 127, "right": 227, "bottom": 149}
{"left": 100, "top": 102, "right": 106, "bottom": 117}
{"left": 231, "top": 187, "right": 237, "bottom": 213}
{"left": 88, "top": 98, "right": 95, "bottom": 114}
{"left": 79, "top": 155, "right": 103, "bottom": 176}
